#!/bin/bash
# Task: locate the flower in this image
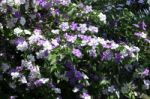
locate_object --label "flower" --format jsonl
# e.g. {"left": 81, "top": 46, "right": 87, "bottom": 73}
{"left": 133, "top": 21, "right": 147, "bottom": 30}
{"left": 14, "top": 27, "right": 23, "bottom": 36}
{"left": 83, "top": 5, "right": 93, "bottom": 13}
{"left": 72, "top": 48, "right": 82, "bottom": 58}
{"left": 88, "top": 26, "right": 98, "bottom": 33}
{"left": 98, "top": 13, "right": 106, "bottom": 23}
{"left": 108, "top": 85, "right": 116, "bottom": 93}
{"left": 134, "top": 32, "right": 147, "bottom": 39}
{"left": 142, "top": 68, "right": 149, "bottom": 76}
{"left": 101, "top": 50, "right": 113, "bottom": 61}
{"left": 64, "top": 33, "right": 77, "bottom": 43}
{"left": 59, "top": 22, "right": 70, "bottom": 31}
{"left": 11, "top": 72, "right": 20, "bottom": 79}
{"left": 81, "top": 92, "right": 91, "bottom": 99}
{"left": 24, "top": 29, "right": 31, "bottom": 35}
{"left": 77, "top": 24, "right": 88, "bottom": 34}
{"left": 70, "top": 22, "right": 78, "bottom": 31}
{"left": 20, "top": 17, "right": 26, "bottom": 26}
{"left": 16, "top": 41, "right": 28, "bottom": 51}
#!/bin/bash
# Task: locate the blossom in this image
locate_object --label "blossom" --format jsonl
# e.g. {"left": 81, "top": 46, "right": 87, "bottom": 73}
{"left": 81, "top": 92, "right": 91, "bottom": 99}
{"left": 83, "top": 5, "right": 93, "bottom": 13}
{"left": 16, "top": 41, "right": 28, "bottom": 51}
{"left": 51, "top": 29, "right": 60, "bottom": 34}
{"left": 20, "top": 17, "right": 26, "bottom": 26}
{"left": 70, "top": 22, "right": 78, "bottom": 31}
{"left": 14, "top": 27, "right": 23, "bottom": 36}
{"left": 88, "top": 26, "right": 98, "bottom": 33}
{"left": 108, "top": 85, "right": 116, "bottom": 93}
{"left": 101, "top": 50, "right": 113, "bottom": 61}
{"left": 133, "top": 21, "right": 147, "bottom": 30}
{"left": 11, "top": 72, "right": 20, "bottom": 79}
{"left": 27, "top": 54, "right": 35, "bottom": 62}
{"left": 98, "top": 13, "right": 106, "bottom": 23}
{"left": 134, "top": 32, "right": 147, "bottom": 39}
{"left": 24, "top": 29, "right": 31, "bottom": 35}
{"left": 19, "top": 76, "right": 27, "bottom": 84}
{"left": 142, "top": 68, "right": 149, "bottom": 76}
{"left": 64, "top": 33, "right": 77, "bottom": 43}
{"left": 34, "top": 78, "right": 49, "bottom": 86}
{"left": 77, "top": 24, "right": 88, "bottom": 34}
{"left": 59, "top": 22, "right": 70, "bottom": 31}
{"left": 72, "top": 48, "right": 82, "bottom": 58}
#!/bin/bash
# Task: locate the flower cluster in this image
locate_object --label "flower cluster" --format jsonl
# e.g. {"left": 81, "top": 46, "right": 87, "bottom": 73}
{"left": 0, "top": 0, "right": 149, "bottom": 99}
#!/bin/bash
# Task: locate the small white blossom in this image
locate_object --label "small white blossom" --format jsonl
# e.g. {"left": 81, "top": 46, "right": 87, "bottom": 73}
{"left": 20, "top": 17, "right": 26, "bottom": 26}
{"left": 14, "top": 27, "right": 23, "bottom": 36}
{"left": 98, "top": 13, "right": 106, "bottom": 24}
{"left": 11, "top": 72, "right": 20, "bottom": 79}
{"left": 24, "top": 29, "right": 31, "bottom": 35}
{"left": 16, "top": 41, "right": 28, "bottom": 51}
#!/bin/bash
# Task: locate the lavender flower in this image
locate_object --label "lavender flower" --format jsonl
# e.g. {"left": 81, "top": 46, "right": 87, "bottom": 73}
{"left": 133, "top": 21, "right": 147, "bottom": 30}
{"left": 72, "top": 48, "right": 82, "bottom": 58}
{"left": 134, "top": 32, "right": 147, "bottom": 39}
{"left": 77, "top": 24, "right": 88, "bottom": 34}
{"left": 16, "top": 41, "right": 28, "bottom": 51}
{"left": 88, "top": 26, "right": 98, "bottom": 33}
{"left": 81, "top": 92, "right": 91, "bottom": 99}
{"left": 59, "top": 22, "right": 69, "bottom": 31}
{"left": 64, "top": 33, "right": 77, "bottom": 43}
{"left": 70, "top": 22, "right": 78, "bottom": 31}
{"left": 83, "top": 5, "right": 93, "bottom": 13}
{"left": 101, "top": 50, "right": 113, "bottom": 61}
{"left": 142, "top": 68, "right": 149, "bottom": 76}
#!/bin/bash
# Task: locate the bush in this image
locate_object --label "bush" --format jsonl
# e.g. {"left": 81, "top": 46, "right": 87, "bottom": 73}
{"left": 0, "top": 0, "right": 149, "bottom": 99}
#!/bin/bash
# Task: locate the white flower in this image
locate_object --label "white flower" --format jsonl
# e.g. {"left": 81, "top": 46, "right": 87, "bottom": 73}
{"left": 20, "top": 17, "right": 26, "bottom": 26}
{"left": 14, "top": 27, "right": 23, "bottom": 36}
{"left": 51, "top": 29, "right": 60, "bottom": 34}
{"left": 98, "top": 13, "right": 106, "bottom": 24}
{"left": 39, "top": 78, "right": 49, "bottom": 84}
{"left": 43, "top": 41, "right": 53, "bottom": 51}
{"left": 19, "top": 76, "right": 27, "bottom": 84}
{"left": 17, "top": 41, "right": 28, "bottom": 51}
{"left": 24, "top": 29, "right": 31, "bottom": 35}
{"left": 11, "top": 72, "right": 20, "bottom": 79}
{"left": 72, "top": 87, "right": 79, "bottom": 93}
{"left": 21, "top": 60, "right": 33, "bottom": 68}
{"left": 77, "top": 24, "right": 88, "bottom": 34}
{"left": 27, "top": 54, "right": 35, "bottom": 62}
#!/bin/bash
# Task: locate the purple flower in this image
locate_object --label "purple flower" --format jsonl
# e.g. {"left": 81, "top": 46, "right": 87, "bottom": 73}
{"left": 65, "top": 60, "right": 75, "bottom": 70}
{"left": 83, "top": 5, "right": 93, "bottom": 13}
{"left": 115, "top": 53, "right": 122, "bottom": 63}
{"left": 144, "top": 38, "right": 150, "bottom": 43}
{"left": 75, "top": 71, "right": 82, "bottom": 80}
{"left": 72, "top": 48, "right": 82, "bottom": 58}
{"left": 133, "top": 21, "right": 147, "bottom": 30}
{"left": 81, "top": 92, "right": 91, "bottom": 99}
{"left": 64, "top": 33, "right": 77, "bottom": 43}
{"left": 70, "top": 22, "right": 78, "bottom": 30}
{"left": 134, "top": 32, "right": 147, "bottom": 39}
{"left": 101, "top": 50, "right": 113, "bottom": 61}
{"left": 142, "top": 68, "right": 149, "bottom": 76}
{"left": 12, "top": 37, "right": 25, "bottom": 46}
